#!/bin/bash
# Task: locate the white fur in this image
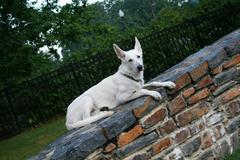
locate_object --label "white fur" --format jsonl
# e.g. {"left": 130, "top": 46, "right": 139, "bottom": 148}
{"left": 65, "top": 37, "right": 176, "bottom": 130}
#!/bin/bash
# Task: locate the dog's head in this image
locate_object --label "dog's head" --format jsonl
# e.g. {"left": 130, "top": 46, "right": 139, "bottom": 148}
{"left": 113, "top": 37, "right": 143, "bottom": 74}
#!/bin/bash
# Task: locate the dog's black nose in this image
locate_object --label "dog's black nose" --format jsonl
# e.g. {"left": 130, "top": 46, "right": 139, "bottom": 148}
{"left": 137, "top": 65, "right": 143, "bottom": 71}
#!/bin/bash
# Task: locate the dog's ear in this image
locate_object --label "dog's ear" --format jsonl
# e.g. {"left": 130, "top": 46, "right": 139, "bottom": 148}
{"left": 113, "top": 44, "right": 125, "bottom": 59}
{"left": 134, "top": 37, "right": 142, "bottom": 52}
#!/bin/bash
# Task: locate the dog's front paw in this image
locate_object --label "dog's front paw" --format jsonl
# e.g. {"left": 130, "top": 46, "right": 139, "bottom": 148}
{"left": 151, "top": 91, "right": 162, "bottom": 101}
{"left": 164, "top": 81, "right": 176, "bottom": 89}
{"left": 106, "top": 111, "right": 114, "bottom": 116}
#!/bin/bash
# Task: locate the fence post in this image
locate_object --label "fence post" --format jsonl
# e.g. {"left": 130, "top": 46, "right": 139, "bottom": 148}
{"left": 4, "top": 89, "right": 21, "bottom": 129}
{"left": 70, "top": 62, "right": 81, "bottom": 92}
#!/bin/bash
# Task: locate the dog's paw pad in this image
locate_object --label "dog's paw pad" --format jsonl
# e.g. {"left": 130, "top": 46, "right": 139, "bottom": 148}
{"left": 106, "top": 111, "right": 114, "bottom": 116}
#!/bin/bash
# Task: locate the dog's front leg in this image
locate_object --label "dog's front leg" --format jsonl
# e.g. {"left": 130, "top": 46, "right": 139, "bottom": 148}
{"left": 124, "top": 89, "right": 162, "bottom": 101}
{"left": 143, "top": 81, "right": 176, "bottom": 89}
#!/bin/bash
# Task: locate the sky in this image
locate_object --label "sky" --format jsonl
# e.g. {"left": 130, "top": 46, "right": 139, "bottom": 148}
{"left": 32, "top": 0, "right": 102, "bottom": 8}
{"left": 58, "top": 0, "right": 101, "bottom": 5}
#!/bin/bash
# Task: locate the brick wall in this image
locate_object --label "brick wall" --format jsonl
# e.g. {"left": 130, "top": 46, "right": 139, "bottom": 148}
{"left": 32, "top": 29, "right": 240, "bottom": 160}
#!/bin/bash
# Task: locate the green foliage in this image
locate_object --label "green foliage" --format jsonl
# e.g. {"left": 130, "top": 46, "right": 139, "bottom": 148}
{"left": 224, "top": 150, "right": 240, "bottom": 160}
{"left": 55, "top": 4, "right": 118, "bottom": 61}
{"left": 0, "top": 0, "right": 60, "bottom": 89}
{"left": 1, "top": 0, "right": 240, "bottom": 89}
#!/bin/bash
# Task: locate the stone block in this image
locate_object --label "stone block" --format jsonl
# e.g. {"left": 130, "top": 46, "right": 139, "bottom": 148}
{"left": 189, "top": 120, "right": 205, "bottom": 135}
{"left": 172, "top": 128, "right": 191, "bottom": 144}
{"left": 132, "top": 97, "right": 159, "bottom": 118}
{"left": 142, "top": 107, "right": 167, "bottom": 128}
{"left": 169, "top": 95, "right": 186, "bottom": 115}
{"left": 116, "top": 132, "right": 158, "bottom": 159}
{"left": 213, "top": 80, "right": 237, "bottom": 96}
{"left": 104, "top": 143, "right": 116, "bottom": 153}
{"left": 117, "top": 125, "right": 144, "bottom": 148}
{"left": 223, "top": 54, "right": 240, "bottom": 69}
{"left": 213, "top": 68, "right": 237, "bottom": 86}
{"left": 225, "top": 116, "right": 240, "bottom": 133}
{"left": 218, "top": 85, "right": 240, "bottom": 103}
{"left": 49, "top": 128, "right": 107, "bottom": 160}
{"left": 211, "top": 65, "right": 222, "bottom": 75}
{"left": 99, "top": 111, "right": 136, "bottom": 139}
{"left": 212, "top": 125, "right": 226, "bottom": 140}
{"left": 189, "top": 62, "right": 209, "bottom": 81}
{"left": 206, "top": 112, "right": 224, "bottom": 126}
{"left": 187, "top": 88, "right": 211, "bottom": 105}
{"left": 176, "top": 101, "right": 209, "bottom": 127}
{"left": 169, "top": 73, "right": 192, "bottom": 93}
{"left": 151, "top": 137, "right": 172, "bottom": 155}
{"left": 182, "top": 87, "right": 195, "bottom": 98}
{"left": 226, "top": 99, "right": 240, "bottom": 118}
{"left": 181, "top": 137, "right": 201, "bottom": 157}
{"left": 131, "top": 153, "right": 150, "bottom": 160}
{"left": 195, "top": 75, "right": 213, "bottom": 90}
{"left": 230, "top": 130, "right": 240, "bottom": 151}
{"left": 158, "top": 119, "right": 177, "bottom": 135}
{"left": 201, "top": 131, "right": 213, "bottom": 149}
{"left": 204, "top": 47, "right": 227, "bottom": 69}
{"left": 214, "top": 140, "right": 230, "bottom": 158}
{"left": 164, "top": 148, "right": 184, "bottom": 160}
{"left": 196, "top": 149, "right": 214, "bottom": 160}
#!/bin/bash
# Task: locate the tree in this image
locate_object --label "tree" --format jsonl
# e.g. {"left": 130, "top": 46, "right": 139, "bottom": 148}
{"left": 0, "top": 0, "right": 59, "bottom": 89}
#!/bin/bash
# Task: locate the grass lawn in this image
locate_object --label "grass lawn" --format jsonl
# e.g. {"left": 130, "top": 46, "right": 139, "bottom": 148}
{"left": 225, "top": 149, "right": 240, "bottom": 160}
{"left": 0, "top": 117, "right": 67, "bottom": 160}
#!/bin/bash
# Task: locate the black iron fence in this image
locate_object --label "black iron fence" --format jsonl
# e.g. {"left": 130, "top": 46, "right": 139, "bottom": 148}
{"left": 1, "top": 5, "right": 240, "bottom": 138}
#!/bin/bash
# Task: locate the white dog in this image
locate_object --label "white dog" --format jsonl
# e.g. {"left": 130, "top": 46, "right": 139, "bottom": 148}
{"left": 66, "top": 37, "right": 176, "bottom": 130}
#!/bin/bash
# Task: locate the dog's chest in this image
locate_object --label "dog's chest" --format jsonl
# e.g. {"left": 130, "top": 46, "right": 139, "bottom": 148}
{"left": 119, "top": 80, "right": 141, "bottom": 94}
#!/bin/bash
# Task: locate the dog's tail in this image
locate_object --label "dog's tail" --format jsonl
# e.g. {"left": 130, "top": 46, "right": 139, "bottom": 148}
{"left": 66, "top": 111, "right": 113, "bottom": 130}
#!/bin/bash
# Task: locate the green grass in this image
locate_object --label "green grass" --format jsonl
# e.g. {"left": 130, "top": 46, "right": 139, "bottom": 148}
{"left": 225, "top": 150, "right": 240, "bottom": 160}
{"left": 0, "top": 117, "right": 67, "bottom": 160}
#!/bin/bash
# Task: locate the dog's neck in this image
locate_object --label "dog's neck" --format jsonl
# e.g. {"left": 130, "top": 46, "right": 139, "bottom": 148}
{"left": 117, "top": 64, "right": 143, "bottom": 82}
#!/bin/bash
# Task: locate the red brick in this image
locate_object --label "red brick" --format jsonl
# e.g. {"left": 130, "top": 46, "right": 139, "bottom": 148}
{"left": 133, "top": 97, "right": 155, "bottom": 118}
{"left": 169, "top": 73, "right": 192, "bottom": 93}
{"left": 189, "top": 62, "right": 209, "bottom": 81}
{"left": 211, "top": 65, "right": 223, "bottom": 75}
{"left": 142, "top": 108, "right": 166, "bottom": 128}
{"left": 202, "top": 132, "right": 213, "bottom": 149}
{"left": 220, "top": 85, "right": 240, "bottom": 103}
{"left": 183, "top": 87, "right": 195, "bottom": 98}
{"left": 226, "top": 100, "right": 240, "bottom": 117}
{"left": 117, "top": 125, "right": 143, "bottom": 148}
{"left": 104, "top": 143, "right": 116, "bottom": 153}
{"left": 152, "top": 137, "right": 172, "bottom": 155}
{"left": 172, "top": 128, "right": 191, "bottom": 144}
{"left": 187, "top": 88, "right": 211, "bottom": 105}
{"left": 176, "top": 101, "right": 209, "bottom": 126}
{"left": 223, "top": 54, "right": 240, "bottom": 69}
{"left": 169, "top": 95, "right": 186, "bottom": 115}
{"left": 195, "top": 75, "right": 213, "bottom": 89}
{"left": 158, "top": 119, "right": 177, "bottom": 135}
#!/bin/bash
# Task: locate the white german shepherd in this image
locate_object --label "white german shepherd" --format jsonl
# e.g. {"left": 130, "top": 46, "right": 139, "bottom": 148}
{"left": 66, "top": 37, "right": 176, "bottom": 130}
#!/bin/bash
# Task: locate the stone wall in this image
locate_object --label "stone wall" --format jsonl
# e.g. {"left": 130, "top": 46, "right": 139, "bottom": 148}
{"left": 32, "top": 29, "right": 240, "bottom": 160}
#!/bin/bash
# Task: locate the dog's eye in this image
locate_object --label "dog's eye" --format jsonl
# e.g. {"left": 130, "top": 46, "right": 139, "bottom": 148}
{"left": 128, "top": 59, "right": 133, "bottom": 62}
{"left": 137, "top": 55, "right": 141, "bottom": 58}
